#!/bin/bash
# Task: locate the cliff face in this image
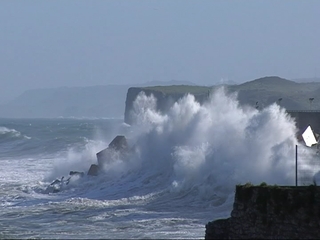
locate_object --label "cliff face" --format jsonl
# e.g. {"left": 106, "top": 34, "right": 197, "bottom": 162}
{"left": 125, "top": 87, "right": 164, "bottom": 125}
{"left": 124, "top": 87, "right": 208, "bottom": 125}
{"left": 205, "top": 185, "right": 320, "bottom": 239}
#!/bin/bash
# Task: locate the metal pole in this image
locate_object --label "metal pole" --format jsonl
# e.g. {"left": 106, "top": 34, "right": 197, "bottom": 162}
{"left": 295, "top": 145, "right": 298, "bottom": 186}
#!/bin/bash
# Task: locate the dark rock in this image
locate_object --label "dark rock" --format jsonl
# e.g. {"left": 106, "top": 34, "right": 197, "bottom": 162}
{"left": 50, "top": 177, "right": 63, "bottom": 186}
{"left": 205, "top": 219, "right": 229, "bottom": 239}
{"left": 87, "top": 164, "right": 99, "bottom": 176}
{"left": 108, "top": 135, "right": 128, "bottom": 151}
{"left": 69, "top": 171, "right": 85, "bottom": 177}
{"left": 45, "top": 176, "right": 65, "bottom": 193}
{"left": 96, "top": 135, "right": 129, "bottom": 167}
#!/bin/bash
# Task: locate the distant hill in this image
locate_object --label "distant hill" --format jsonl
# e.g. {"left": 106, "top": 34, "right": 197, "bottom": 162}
{"left": 0, "top": 80, "right": 195, "bottom": 119}
{"left": 228, "top": 76, "right": 320, "bottom": 110}
{"left": 291, "top": 78, "right": 320, "bottom": 83}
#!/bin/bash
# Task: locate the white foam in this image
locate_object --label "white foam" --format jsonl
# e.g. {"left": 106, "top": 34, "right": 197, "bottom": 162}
{"left": 128, "top": 87, "right": 318, "bottom": 198}
{"left": 42, "top": 87, "right": 319, "bottom": 205}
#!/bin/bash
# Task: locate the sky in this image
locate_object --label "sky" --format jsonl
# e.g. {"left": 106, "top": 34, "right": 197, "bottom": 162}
{"left": 1, "top": 0, "right": 320, "bottom": 103}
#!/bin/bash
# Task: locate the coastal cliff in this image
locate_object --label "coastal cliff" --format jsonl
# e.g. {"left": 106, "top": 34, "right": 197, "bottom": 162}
{"left": 123, "top": 77, "right": 320, "bottom": 125}
{"left": 205, "top": 184, "right": 320, "bottom": 239}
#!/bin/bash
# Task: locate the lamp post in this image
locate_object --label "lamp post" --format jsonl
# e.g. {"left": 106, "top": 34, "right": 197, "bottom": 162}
{"left": 296, "top": 145, "right": 298, "bottom": 186}
{"left": 309, "top": 98, "right": 314, "bottom": 110}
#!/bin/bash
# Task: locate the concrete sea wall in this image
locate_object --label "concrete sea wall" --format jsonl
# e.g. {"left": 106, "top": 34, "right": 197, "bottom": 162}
{"left": 205, "top": 184, "right": 320, "bottom": 239}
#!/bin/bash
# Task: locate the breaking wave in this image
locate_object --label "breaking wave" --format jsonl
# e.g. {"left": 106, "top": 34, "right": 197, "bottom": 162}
{"left": 0, "top": 126, "right": 30, "bottom": 140}
{"left": 0, "top": 126, "right": 31, "bottom": 142}
{"left": 47, "top": 87, "right": 319, "bottom": 205}
{"left": 126, "top": 87, "right": 318, "bottom": 196}
{"left": 2, "top": 88, "right": 320, "bottom": 239}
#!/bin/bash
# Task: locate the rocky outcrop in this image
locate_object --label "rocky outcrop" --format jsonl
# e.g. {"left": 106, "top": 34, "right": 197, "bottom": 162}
{"left": 87, "top": 135, "right": 130, "bottom": 176}
{"left": 205, "top": 184, "right": 320, "bottom": 239}
{"left": 87, "top": 164, "right": 99, "bottom": 176}
{"left": 96, "top": 135, "right": 129, "bottom": 167}
{"left": 46, "top": 135, "right": 132, "bottom": 192}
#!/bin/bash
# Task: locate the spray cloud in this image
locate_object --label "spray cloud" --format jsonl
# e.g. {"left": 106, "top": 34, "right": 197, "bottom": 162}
{"left": 129, "top": 87, "right": 318, "bottom": 197}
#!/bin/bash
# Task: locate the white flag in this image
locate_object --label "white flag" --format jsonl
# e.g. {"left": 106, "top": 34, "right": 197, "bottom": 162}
{"left": 302, "top": 125, "right": 318, "bottom": 147}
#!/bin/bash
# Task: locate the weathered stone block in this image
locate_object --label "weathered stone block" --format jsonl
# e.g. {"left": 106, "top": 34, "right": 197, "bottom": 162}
{"left": 96, "top": 135, "right": 129, "bottom": 167}
{"left": 87, "top": 164, "right": 99, "bottom": 176}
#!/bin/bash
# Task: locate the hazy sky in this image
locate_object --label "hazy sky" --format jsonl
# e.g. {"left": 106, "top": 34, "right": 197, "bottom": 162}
{"left": 1, "top": 0, "right": 319, "bottom": 103}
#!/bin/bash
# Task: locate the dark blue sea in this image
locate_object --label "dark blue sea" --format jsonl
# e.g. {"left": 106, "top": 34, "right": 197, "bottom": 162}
{"left": 0, "top": 89, "right": 318, "bottom": 239}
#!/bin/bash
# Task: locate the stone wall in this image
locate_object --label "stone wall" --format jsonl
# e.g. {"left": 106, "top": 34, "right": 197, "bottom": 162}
{"left": 205, "top": 184, "right": 320, "bottom": 239}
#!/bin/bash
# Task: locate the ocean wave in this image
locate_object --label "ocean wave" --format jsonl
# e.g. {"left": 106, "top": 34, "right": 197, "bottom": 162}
{"left": 4, "top": 87, "right": 318, "bottom": 229}
{"left": 39, "top": 87, "right": 320, "bottom": 209}
{"left": 0, "top": 126, "right": 31, "bottom": 140}
{"left": 2, "top": 87, "right": 319, "bottom": 239}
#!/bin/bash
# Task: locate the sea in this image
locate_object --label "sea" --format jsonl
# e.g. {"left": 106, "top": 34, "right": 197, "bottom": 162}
{"left": 1, "top": 88, "right": 319, "bottom": 239}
